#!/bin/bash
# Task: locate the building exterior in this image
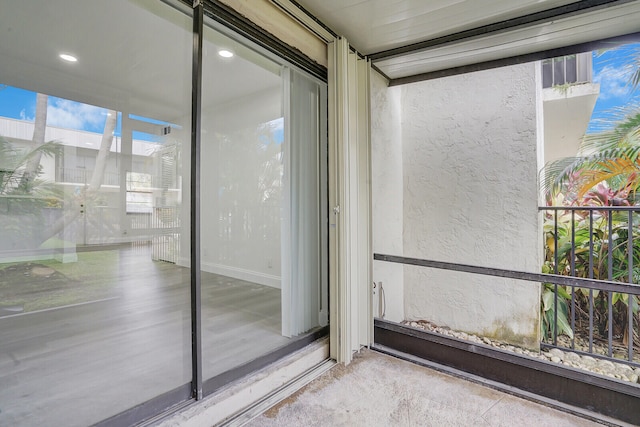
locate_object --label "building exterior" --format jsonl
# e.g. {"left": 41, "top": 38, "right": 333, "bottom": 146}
{"left": 541, "top": 53, "right": 600, "bottom": 163}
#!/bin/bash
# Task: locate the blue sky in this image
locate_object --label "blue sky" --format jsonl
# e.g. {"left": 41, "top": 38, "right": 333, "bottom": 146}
{"left": 0, "top": 84, "right": 279, "bottom": 144}
{"left": 588, "top": 42, "right": 640, "bottom": 133}
{"left": 0, "top": 86, "right": 182, "bottom": 141}
{"left": 0, "top": 85, "right": 113, "bottom": 134}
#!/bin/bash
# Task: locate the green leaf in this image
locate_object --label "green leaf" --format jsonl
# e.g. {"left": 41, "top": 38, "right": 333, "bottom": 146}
{"left": 541, "top": 286, "right": 574, "bottom": 340}
{"left": 542, "top": 288, "right": 554, "bottom": 312}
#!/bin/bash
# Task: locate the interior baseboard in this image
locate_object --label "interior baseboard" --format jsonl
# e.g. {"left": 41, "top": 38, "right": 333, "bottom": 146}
{"left": 201, "top": 261, "right": 281, "bottom": 288}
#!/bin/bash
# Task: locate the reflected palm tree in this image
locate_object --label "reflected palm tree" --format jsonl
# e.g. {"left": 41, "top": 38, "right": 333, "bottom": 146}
{"left": 0, "top": 135, "right": 62, "bottom": 251}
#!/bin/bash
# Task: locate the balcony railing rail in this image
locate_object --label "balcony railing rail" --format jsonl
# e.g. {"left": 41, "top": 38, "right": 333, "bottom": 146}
{"left": 375, "top": 204, "right": 640, "bottom": 367}
{"left": 374, "top": 253, "right": 640, "bottom": 295}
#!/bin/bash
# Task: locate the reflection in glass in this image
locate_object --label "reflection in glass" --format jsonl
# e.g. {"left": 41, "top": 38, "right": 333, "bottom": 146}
{"left": 0, "top": 1, "right": 192, "bottom": 425}
{"left": 0, "top": 1, "right": 328, "bottom": 424}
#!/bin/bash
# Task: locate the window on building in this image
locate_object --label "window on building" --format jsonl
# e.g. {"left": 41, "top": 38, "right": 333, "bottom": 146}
{"left": 542, "top": 53, "right": 592, "bottom": 88}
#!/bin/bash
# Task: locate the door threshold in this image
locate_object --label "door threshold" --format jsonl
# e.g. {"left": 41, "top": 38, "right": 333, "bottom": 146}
{"left": 154, "top": 337, "right": 332, "bottom": 427}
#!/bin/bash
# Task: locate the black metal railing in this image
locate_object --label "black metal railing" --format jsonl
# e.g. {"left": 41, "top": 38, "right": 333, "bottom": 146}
{"left": 541, "top": 205, "right": 640, "bottom": 365}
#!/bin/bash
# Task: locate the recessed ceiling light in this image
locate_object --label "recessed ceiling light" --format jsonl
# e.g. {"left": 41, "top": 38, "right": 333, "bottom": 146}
{"left": 218, "top": 49, "right": 234, "bottom": 58}
{"left": 59, "top": 53, "right": 78, "bottom": 63}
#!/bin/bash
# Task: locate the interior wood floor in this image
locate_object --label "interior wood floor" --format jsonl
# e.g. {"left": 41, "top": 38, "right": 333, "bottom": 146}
{"left": 0, "top": 245, "right": 290, "bottom": 427}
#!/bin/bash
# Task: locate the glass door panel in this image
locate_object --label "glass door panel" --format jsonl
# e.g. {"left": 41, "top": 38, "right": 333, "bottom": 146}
{"left": 200, "top": 22, "right": 328, "bottom": 381}
{"left": 0, "top": 1, "right": 192, "bottom": 425}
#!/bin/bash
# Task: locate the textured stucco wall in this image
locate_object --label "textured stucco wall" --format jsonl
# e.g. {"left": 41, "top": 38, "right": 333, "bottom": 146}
{"left": 371, "top": 71, "right": 404, "bottom": 322}
{"left": 372, "top": 63, "right": 542, "bottom": 348}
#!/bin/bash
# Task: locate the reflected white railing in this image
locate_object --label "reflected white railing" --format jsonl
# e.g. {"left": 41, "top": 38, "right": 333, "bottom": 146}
{"left": 56, "top": 167, "right": 120, "bottom": 186}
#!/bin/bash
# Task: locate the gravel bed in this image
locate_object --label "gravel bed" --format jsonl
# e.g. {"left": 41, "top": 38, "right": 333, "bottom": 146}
{"left": 403, "top": 320, "right": 640, "bottom": 384}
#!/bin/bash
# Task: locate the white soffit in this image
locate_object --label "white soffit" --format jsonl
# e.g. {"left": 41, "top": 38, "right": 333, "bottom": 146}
{"left": 295, "top": 0, "right": 580, "bottom": 54}
{"left": 374, "top": 1, "right": 640, "bottom": 80}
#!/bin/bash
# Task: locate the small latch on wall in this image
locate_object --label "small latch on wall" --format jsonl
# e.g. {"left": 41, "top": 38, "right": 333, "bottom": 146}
{"left": 333, "top": 205, "right": 340, "bottom": 215}
{"left": 375, "top": 281, "right": 385, "bottom": 319}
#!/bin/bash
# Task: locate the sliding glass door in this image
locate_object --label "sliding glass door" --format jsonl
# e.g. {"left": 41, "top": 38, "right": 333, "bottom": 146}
{"left": 198, "top": 21, "right": 328, "bottom": 382}
{"left": 0, "top": 2, "right": 328, "bottom": 425}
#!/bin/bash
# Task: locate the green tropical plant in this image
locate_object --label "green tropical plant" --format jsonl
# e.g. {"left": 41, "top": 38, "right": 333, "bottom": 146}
{"left": 541, "top": 281, "right": 574, "bottom": 340}
{"left": 541, "top": 203, "right": 640, "bottom": 345}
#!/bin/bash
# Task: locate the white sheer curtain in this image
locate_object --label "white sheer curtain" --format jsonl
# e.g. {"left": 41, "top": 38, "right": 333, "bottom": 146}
{"left": 281, "top": 67, "right": 328, "bottom": 337}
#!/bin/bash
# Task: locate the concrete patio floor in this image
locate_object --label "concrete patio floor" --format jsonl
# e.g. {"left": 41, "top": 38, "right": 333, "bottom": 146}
{"left": 245, "top": 349, "right": 610, "bottom": 427}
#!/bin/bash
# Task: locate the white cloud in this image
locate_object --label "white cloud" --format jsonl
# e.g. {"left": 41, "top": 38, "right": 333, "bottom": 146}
{"left": 594, "top": 64, "right": 631, "bottom": 101}
{"left": 19, "top": 108, "right": 33, "bottom": 121}
{"left": 268, "top": 117, "right": 284, "bottom": 131}
{"left": 46, "top": 98, "right": 106, "bottom": 131}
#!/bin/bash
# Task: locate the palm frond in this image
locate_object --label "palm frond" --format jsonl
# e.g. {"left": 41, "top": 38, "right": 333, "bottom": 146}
{"left": 12, "top": 140, "right": 63, "bottom": 167}
{"left": 581, "top": 106, "right": 640, "bottom": 152}
{"left": 542, "top": 146, "right": 640, "bottom": 198}
{"left": 631, "top": 68, "right": 640, "bottom": 93}
{"left": 575, "top": 159, "right": 638, "bottom": 199}
{"left": 541, "top": 156, "right": 584, "bottom": 196}
{"left": 0, "top": 140, "right": 63, "bottom": 194}
{"left": 627, "top": 48, "right": 640, "bottom": 93}
{"left": 593, "top": 43, "right": 640, "bottom": 96}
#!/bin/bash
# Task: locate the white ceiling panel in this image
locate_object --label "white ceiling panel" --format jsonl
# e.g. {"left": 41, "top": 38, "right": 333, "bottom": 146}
{"left": 375, "top": 1, "right": 640, "bottom": 80}
{"left": 296, "top": 0, "right": 580, "bottom": 54}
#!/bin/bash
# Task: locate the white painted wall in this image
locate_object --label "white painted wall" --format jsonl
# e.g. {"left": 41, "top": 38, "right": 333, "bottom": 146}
{"left": 542, "top": 82, "right": 600, "bottom": 163}
{"left": 371, "top": 63, "right": 542, "bottom": 349}
{"left": 370, "top": 71, "right": 404, "bottom": 322}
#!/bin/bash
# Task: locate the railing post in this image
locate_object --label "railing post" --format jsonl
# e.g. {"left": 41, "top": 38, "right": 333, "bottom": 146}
{"left": 571, "top": 210, "right": 575, "bottom": 349}
{"left": 589, "top": 210, "right": 594, "bottom": 354}
{"left": 554, "top": 209, "right": 559, "bottom": 345}
{"left": 628, "top": 211, "right": 634, "bottom": 362}
{"left": 608, "top": 212, "right": 613, "bottom": 358}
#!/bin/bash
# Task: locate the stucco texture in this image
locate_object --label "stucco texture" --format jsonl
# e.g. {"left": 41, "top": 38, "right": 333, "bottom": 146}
{"left": 371, "top": 71, "right": 404, "bottom": 322}
{"left": 372, "top": 63, "right": 542, "bottom": 348}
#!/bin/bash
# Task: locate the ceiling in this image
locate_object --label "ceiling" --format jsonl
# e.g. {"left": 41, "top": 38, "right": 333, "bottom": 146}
{"left": 296, "top": 0, "right": 577, "bottom": 54}
{"left": 2, "top": 0, "right": 639, "bottom": 111}
{"left": 295, "top": 0, "right": 640, "bottom": 82}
